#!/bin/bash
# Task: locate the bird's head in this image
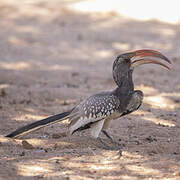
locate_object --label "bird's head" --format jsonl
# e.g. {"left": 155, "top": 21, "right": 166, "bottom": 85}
{"left": 113, "top": 49, "right": 171, "bottom": 87}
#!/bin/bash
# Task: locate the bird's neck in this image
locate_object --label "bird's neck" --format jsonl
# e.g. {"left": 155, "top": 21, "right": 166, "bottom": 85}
{"left": 114, "top": 71, "right": 134, "bottom": 96}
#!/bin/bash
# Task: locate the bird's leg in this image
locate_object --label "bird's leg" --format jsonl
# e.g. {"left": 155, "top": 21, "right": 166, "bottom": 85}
{"left": 102, "top": 130, "right": 121, "bottom": 147}
{"left": 90, "top": 119, "right": 117, "bottom": 150}
{"left": 97, "top": 137, "right": 110, "bottom": 149}
{"left": 90, "top": 120, "right": 121, "bottom": 151}
{"left": 97, "top": 137, "right": 121, "bottom": 151}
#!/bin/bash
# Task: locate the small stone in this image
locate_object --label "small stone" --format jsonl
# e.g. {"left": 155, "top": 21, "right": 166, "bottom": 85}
{"left": 0, "top": 89, "right": 7, "bottom": 97}
{"left": 174, "top": 99, "right": 180, "bottom": 103}
{"left": 56, "top": 159, "right": 60, "bottom": 164}
{"left": 35, "top": 148, "right": 47, "bottom": 153}
{"left": 52, "top": 132, "right": 66, "bottom": 139}
{"left": 148, "top": 150, "right": 157, "bottom": 156}
{"left": 145, "top": 136, "right": 157, "bottom": 143}
{"left": 19, "top": 151, "right": 25, "bottom": 156}
{"left": 134, "top": 140, "right": 140, "bottom": 145}
{"left": 71, "top": 72, "right": 79, "bottom": 76}
{"left": 22, "top": 140, "right": 34, "bottom": 149}
{"left": 158, "top": 123, "right": 167, "bottom": 127}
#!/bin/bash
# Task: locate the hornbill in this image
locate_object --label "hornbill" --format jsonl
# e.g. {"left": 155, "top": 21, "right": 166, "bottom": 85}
{"left": 6, "top": 49, "right": 171, "bottom": 150}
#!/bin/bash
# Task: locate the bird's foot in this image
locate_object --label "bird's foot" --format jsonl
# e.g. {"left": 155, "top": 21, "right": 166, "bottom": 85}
{"left": 97, "top": 137, "right": 122, "bottom": 155}
{"left": 102, "top": 130, "right": 124, "bottom": 148}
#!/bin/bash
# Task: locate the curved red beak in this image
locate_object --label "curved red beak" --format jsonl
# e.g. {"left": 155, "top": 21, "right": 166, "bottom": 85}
{"left": 130, "top": 49, "right": 171, "bottom": 70}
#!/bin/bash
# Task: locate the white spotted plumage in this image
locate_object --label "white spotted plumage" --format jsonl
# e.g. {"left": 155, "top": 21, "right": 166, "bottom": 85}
{"left": 68, "top": 91, "right": 121, "bottom": 137}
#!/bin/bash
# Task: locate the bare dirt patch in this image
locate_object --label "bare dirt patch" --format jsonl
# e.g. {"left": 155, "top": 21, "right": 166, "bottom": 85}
{"left": 0, "top": 1, "right": 180, "bottom": 179}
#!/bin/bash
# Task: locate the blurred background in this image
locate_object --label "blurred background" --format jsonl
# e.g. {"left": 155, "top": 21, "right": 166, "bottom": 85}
{"left": 0, "top": 0, "right": 179, "bottom": 112}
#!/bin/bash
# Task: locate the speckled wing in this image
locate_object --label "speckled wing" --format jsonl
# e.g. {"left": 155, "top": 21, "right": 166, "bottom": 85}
{"left": 68, "top": 92, "right": 121, "bottom": 134}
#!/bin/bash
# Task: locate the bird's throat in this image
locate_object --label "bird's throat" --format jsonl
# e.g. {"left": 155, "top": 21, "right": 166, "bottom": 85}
{"left": 114, "top": 71, "right": 134, "bottom": 96}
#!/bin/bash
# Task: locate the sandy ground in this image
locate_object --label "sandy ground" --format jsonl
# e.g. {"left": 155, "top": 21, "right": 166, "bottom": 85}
{"left": 0, "top": 0, "right": 180, "bottom": 179}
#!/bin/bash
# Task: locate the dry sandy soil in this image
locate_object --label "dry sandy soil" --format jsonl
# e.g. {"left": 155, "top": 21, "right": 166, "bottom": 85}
{"left": 0, "top": 0, "right": 180, "bottom": 179}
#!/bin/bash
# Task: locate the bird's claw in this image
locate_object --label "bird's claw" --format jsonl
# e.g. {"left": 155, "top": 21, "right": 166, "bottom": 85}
{"left": 102, "top": 130, "right": 124, "bottom": 149}
{"left": 97, "top": 137, "right": 122, "bottom": 154}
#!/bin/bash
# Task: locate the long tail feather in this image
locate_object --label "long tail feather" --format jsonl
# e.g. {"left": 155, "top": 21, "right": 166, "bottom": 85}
{"left": 6, "top": 110, "right": 72, "bottom": 139}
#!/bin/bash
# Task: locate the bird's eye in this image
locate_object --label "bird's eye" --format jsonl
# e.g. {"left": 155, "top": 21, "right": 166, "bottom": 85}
{"left": 121, "top": 58, "right": 130, "bottom": 63}
{"left": 116, "top": 56, "right": 130, "bottom": 64}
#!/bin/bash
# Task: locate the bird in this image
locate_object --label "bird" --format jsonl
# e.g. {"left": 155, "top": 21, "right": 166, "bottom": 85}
{"left": 6, "top": 49, "right": 171, "bottom": 150}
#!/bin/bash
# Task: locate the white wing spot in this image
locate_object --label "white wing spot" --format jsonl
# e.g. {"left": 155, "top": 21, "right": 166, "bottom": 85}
{"left": 107, "top": 111, "right": 110, "bottom": 116}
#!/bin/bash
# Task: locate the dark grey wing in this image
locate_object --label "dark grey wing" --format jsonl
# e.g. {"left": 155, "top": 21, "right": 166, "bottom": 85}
{"left": 68, "top": 92, "right": 121, "bottom": 134}
{"left": 120, "top": 90, "right": 143, "bottom": 117}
